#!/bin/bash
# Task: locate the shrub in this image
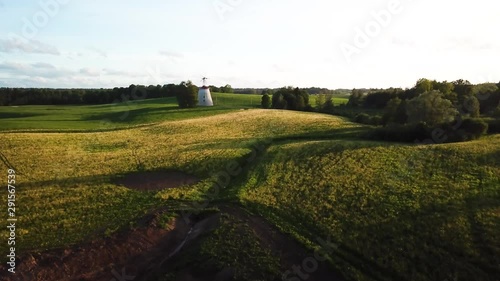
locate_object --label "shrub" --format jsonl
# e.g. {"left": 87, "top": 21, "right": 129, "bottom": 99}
{"left": 354, "top": 113, "right": 371, "bottom": 124}
{"left": 460, "top": 118, "right": 488, "bottom": 139}
{"left": 303, "top": 104, "right": 315, "bottom": 112}
{"left": 368, "top": 123, "right": 428, "bottom": 142}
{"left": 370, "top": 116, "right": 383, "bottom": 126}
{"left": 406, "top": 91, "right": 459, "bottom": 126}
{"left": 485, "top": 118, "right": 500, "bottom": 134}
{"left": 261, "top": 94, "right": 271, "bottom": 109}
{"left": 366, "top": 119, "right": 488, "bottom": 144}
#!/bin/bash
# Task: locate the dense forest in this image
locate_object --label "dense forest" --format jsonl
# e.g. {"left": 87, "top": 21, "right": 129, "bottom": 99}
{"left": 262, "top": 79, "right": 500, "bottom": 144}
{"left": 0, "top": 84, "right": 172, "bottom": 106}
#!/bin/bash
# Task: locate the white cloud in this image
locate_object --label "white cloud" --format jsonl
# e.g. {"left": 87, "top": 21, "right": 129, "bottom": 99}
{"left": 0, "top": 38, "right": 60, "bottom": 55}
{"left": 86, "top": 47, "right": 108, "bottom": 58}
{"left": 159, "top": 50, "right": 184, "bottom": 59}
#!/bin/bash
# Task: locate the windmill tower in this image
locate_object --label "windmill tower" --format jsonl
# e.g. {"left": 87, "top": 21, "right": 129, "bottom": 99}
{"left": 198, "top": 77, "right": 214, "bottom": 107}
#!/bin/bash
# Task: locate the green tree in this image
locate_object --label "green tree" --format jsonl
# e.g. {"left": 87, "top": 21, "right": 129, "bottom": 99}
{"left": 322, "top": 97, "right": 335, "bottom": 113}
{"left": 261, "top": 94, "right": 271, "bottom": 109}
{"left": 406, "top": 91, "right": 458, "bottom": 126}
{"left": 415, "top": 78, "right": 433, "bottom": 94}
{"left": 472, "top": 83, "right": 498, "bottom": 96}
{"left": 395, "top": 100, "right": 408, "bottom": 124}
{"left": 272, "top": 92, "right": 286, "bottom": 109}
{"left": 463, "top": 95, "right": 480, "bottom": 118}
{"left": 347, "top": 89, "right": 364, "bottom": 107}
{"left": 176, "top": 81, "right": 198, "bottom": 108}
{"left": 433, "top": 80, "right": 454, "bottom": 96}
{"left": 315, "top": 93, "right": 326, "bottom": 109}
{"left": 271, "top": 87, "right": 310, "bottom": 111}
{"left": 220, "top": 84, "right": 233, "bottom": 93}
{"left": 383, "top": 97, "right": 401, "bottom": 125}
{"left": 453, "top": 79, "right": 474, "bottom": 105}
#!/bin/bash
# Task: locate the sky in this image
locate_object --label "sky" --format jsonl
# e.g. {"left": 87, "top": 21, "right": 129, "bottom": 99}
{"left": 0, "top": 0, "right": 499, "bottom": 89}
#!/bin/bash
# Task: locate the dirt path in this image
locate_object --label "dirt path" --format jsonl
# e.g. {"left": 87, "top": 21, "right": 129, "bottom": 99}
{"left": 0, "top": 210, "right": 219, "bottom": 281}
{"left": 217, "top": 204, "right": 345, "bottom": 281}
{"left": 0, "top": 204, "right": 344, "bottom": 281}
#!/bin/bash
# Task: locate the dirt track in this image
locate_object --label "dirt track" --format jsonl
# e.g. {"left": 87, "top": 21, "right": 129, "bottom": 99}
{"left": 0, "top": 205, "right": 344, "bottom": 281}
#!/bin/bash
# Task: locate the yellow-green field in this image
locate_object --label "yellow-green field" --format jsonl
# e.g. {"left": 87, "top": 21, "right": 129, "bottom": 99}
{"left": 0, "top": 110, "right": 356, "bottom": 251}
{"left": 0, "top": 103, "right": 498, "bottom": 280}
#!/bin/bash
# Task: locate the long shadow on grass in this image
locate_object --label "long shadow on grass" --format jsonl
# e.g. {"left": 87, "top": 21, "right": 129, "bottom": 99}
{"left": 240, "top": 188, "right": 500, "bottom": 281}
{"left": 189, "top": 137, "right": 406, "bottom": 281}
{"left": 83, "top": 106, "right": 184, "bottom": 123}
{"left": 0, "top": 112, "right": 45, "bottom": 119}
{"left": 213, "top": 136, "right": 499, "bottom": 281}
{"left": 22, "top": 174, "right": 114, "bottom": 189}
{"left": 240, "top": 201, "right": 403, "bottom": 281}
{"left": 84, "top": 106, "right": 236, "bottom": 124}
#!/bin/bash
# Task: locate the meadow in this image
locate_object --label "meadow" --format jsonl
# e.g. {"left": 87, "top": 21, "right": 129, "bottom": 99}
{"left": 0, "top": 96, "right": 498, "bottom": 281}
{"left": 238, "top": 137, "right": 500, "bottom": 281}
{"left": 0, "top": 93, "right": 266, "bottom": 131}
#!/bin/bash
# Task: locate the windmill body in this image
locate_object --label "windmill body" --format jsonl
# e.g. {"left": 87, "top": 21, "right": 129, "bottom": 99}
{"left": 198, "top": 77, "right": 214, "bottom": 107}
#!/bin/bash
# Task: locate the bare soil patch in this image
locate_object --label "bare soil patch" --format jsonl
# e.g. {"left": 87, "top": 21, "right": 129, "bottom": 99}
{"left": 115, "top": 171, "right": 199, "bottom": 191}
{"left": 0, "top": 204, "right": 344, "bottom": 281}
{"left": 0, "top": 210, "right": 220, "bottom": 281}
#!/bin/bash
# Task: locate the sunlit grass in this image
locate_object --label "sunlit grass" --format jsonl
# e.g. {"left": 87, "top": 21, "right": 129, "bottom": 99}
{"left": 0, "top": 109, "right": 359, "bottom": 255}
{"left": 238, "top": 135, "right": 500, "bottom": 281}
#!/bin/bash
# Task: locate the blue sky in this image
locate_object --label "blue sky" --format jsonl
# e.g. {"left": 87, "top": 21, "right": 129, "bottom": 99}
{"left": 0, "top": 0, "right": 499, "bottom": 89}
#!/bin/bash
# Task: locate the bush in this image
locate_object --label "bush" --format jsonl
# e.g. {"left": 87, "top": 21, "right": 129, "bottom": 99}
{"left": 493, "top": 106, "right": 500, "bottom": 117}
{"left": 485, "top": 118, "right": 500, "bottom": 134}
{"left": 303, "top": 104, "right": 315, "bottom": 112}
{"left": 439, "top": 119, "right": 488, "bottom": 142}
{"left": 261, "top": 94, "right": 271, "bottom": 109}
{"left": 459, "top": 118, "right": 488, "bottom": 139}
{"left": 366, "top": 119, "right": 488, "bottom": 144}
{"left": 354, "top": 113, "right": 371, "bottom": 124}
{"left": 368, "top": 123, "right": 428, "bottom": 142}
{"left": 370, "top": 116, "right": 383, "bottom": 126}
{"left": 353, "top": 113, "right": 383, "bottom": 126}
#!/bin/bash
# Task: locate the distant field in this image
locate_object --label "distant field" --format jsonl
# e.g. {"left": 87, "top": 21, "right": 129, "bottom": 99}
{"left": 0, "top": 93, "right": 263, "bottom": 131}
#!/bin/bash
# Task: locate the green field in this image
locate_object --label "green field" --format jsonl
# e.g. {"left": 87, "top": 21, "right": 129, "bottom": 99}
{"left": 0, "top": 93, "right": 265, "bottom": 131}
{"left": 0, "top": 97, "right": 498, "bottom": 281}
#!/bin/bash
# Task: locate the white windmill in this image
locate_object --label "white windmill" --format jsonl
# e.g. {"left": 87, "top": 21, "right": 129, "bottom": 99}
{"left": 198, "top": 77, "right": 214, "bottom": 107}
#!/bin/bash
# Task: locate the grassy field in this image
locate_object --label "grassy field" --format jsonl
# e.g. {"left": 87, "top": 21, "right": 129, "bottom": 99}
{"left": 0, "top": 109, "right": 357, "bottom": 252}
{"left": 0, "top": 93, "right": 263, "bottom": 131}
{"left": 0, "top": 96, "right": 498, "bottom": 281}
{"left": 237, "top": 137, "right": 500, "bottom": 281}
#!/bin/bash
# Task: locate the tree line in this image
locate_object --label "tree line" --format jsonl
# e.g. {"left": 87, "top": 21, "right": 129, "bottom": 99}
{"left": 0, "top": 83, "right": 202, "bottom": 106}
{"left": 261, "top": 87, "right": 314, "bottom": 111}
{"left": 260, "top": 79, "right": 500, "bottom": 144}
{"left": 235, "top": 87, "right": 349, "bottom": 96}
